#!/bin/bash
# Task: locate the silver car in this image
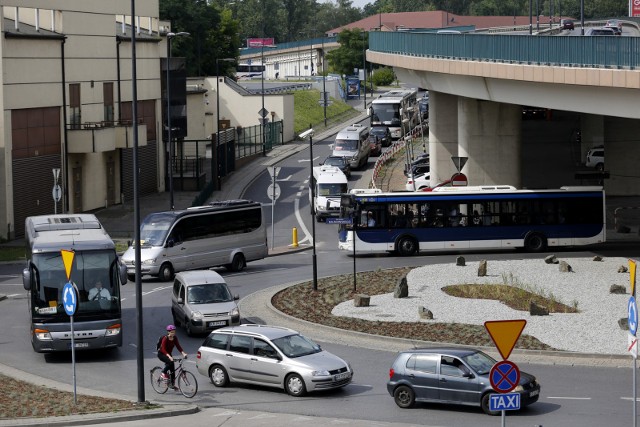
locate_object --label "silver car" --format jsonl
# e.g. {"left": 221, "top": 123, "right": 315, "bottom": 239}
{"left": 171, "top": 270, "right": 240, "bottom": 336}
{"left": 196, "top": 324, "right": 353, "bottom": 396}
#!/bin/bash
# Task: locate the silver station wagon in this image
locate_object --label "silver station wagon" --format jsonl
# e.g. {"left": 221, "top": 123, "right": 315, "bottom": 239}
{"left": 196, "top": 324, "right": 353, "bottom": 396}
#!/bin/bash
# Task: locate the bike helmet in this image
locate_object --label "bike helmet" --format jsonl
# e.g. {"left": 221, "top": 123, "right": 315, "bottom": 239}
{"left": 166, "top": 324, "right": 176, "bottom": 331}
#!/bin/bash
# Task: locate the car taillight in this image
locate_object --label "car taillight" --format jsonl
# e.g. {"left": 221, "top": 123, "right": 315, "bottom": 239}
{"left": 389, "top": 368, "right": 395, "bottom": 379}
{"left": 197, "top": 350, "right": 201, "bottom": 359}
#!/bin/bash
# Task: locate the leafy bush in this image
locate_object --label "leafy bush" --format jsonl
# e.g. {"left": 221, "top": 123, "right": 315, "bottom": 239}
{"left": 372, "top": 67, "right": 395, "bottom": 86}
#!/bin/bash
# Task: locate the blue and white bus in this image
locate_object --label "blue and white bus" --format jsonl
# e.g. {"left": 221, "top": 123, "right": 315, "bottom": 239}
{"left": 235, "top": 63, "right": 265, "bottom": 80}
{"left": 337, "top": 186, "right": 605, "bottom": 256}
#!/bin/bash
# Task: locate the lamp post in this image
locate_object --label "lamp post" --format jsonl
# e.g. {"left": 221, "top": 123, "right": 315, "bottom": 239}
{"left": 362, "top": 31, "right": 367, "bottom": 110}
{"left": 261, "top": 42, "right": 266, "bottom": 156}
{"left": 321, "top": 34, "right": 327, "bottom": 126}
{"left": 299, "top": 127, "right": 317, "bottom": 291}
{"left": 166, "top": 31, "right": 189, "bottom": 210}
{"left": 216, "top": 58, "right": 235, "bottom": 191}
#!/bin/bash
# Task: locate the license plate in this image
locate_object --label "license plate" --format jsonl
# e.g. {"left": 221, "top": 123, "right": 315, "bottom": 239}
{"left": 334, "top": 372, "right": 351, "bottom": 381}
{"left": 68, "top": 342, "right": 89, "bottom": 349}
{"left": 208, "top": 321, "right": 226, "bottom": 327}
{"left": 530, "top": 389, "right": 539, "bottom": 397}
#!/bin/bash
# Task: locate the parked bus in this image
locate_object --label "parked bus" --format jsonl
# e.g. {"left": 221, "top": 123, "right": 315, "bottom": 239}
{"left": 121, "top": 200, "right": 268, "bottom": 281}
{"left": 337, "top": 186, "right": 605, "bottom": 256}
{"left": 23, "top": 214, "right": 128, "bottom": 353}
{"left": 235, "top": 62, "right": 265, "bottom": 80}
{"left": 369, "top": 88, "right": 418, "bottom": 139}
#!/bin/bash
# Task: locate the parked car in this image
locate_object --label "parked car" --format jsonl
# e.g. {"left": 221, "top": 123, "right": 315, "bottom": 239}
{"left": 387, "top": 347, "right": 541, "bottom": 415}
{"left": 420, "top": 179, "right": 453, "bottom": 191}
{"left": 405, "top": 172, "right": 431, "bottom": 191}
{"left": 561, "top": 19, "right": 575, "bottom": 30}
{"left": 367, "top": 135, "right": 382, "bottom": 156}
{"left": 370, "top": 126, "right": 392, "bottom": 147}
{"left": 605, "top": 19, "right": 623, "bottom": 34}
{"left": 171, "top": 270, "right": 240, "bottom": 336}
{"left": 418, "top": 97, "right": 429, "bottom": 120}
{"left": 585, "top": 146, "right": 604, "bottom": 170}
{"left": 196, "top": 324, "right": 354, "bottom": 396}
{"left": 585, "top": 27, "right": 617, "bottom": 36}
{"left": 404, "top": 154, "right": 430, "bottom": 175}
{"left": 321, "top": 155, "right": 351, "bottom": 178}
{"left": 404, "top": 163, "right": 430, "bottom": 178}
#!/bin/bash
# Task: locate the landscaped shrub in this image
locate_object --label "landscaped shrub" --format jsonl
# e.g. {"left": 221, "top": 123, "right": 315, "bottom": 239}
{"left": 372, "top": 67, "right": 396, "bottom": 86}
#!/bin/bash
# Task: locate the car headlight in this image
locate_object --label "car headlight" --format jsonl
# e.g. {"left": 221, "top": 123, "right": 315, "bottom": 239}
{"left": 192, "top": 311, "right": 203, "bottom": 321}
{"left": 230, "top": 307, "right": 240, "bottom": 317}
{"left": 142, "top": 258, "right": 157, "bottom": 265}
{"left": 317, "top": 205, "right": 326, "bottom": 211}
{"left": 34, "top": 329, "right": 52, "bottom": 341}
{"left": 513, "top": 385, "right": 524, "bottom": 392}
{"left": 311, "top": 370, "right": 330, "bottom": 377}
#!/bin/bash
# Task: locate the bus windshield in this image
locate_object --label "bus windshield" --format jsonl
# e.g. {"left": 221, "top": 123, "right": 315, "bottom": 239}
{"left": 138, "top": 212, "right": 175, "bottom": 246}
{"left": 334, "top": 139, "right": 358, "bottom": 151}
{"left": 371, "top": 104, "right": 401, "bottom": 126}
{"left": 318, "top": 183, "right": 348, "bottom": 196}
{"left": 30, "top": 250, "right": 120, "bottom": 320}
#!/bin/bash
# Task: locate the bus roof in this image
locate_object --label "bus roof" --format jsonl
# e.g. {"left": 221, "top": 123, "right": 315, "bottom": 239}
{"left": 348, "top": 186, "right": 604, "bottom": 200}
{"left": 25, "top": 214, "right": 115, "bottom": 253}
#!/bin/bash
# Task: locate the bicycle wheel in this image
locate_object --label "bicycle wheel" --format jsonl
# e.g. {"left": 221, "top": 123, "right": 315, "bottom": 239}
{"left": 150, "top": 367, "right": 169, "bottom": 394}
{"left": 177, "top": 369, "right": 198, "bottom": 398}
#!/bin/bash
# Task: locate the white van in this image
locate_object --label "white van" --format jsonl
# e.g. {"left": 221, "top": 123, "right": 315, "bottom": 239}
{"left": 120, "top": 200, "right": 267, "bottom": 281}
{"left": 310, "top": 165, "right": 348, "bottom": 222}
{"left": 331, "top": 123, "right": 371, "bottom": 170}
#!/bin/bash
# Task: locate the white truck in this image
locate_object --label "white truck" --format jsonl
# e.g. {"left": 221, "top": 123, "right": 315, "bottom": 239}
{"left": 310, "top": 165, "right": 349, "bottom": 222}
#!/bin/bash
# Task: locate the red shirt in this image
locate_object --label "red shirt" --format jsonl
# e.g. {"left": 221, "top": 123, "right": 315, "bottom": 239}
{"left": 159, "top": 335, "right": 184, "bottom": 357}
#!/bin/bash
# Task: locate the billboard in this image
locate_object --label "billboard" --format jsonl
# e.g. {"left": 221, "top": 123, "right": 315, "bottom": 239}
{"left": 632, "top": 0, "right": 640, "bottom": 16}
{"left": 247, "top": 38, "right": 275, "bottom": 48}
{"left": 346, "top": 77, "right": 361, "bottom": 99}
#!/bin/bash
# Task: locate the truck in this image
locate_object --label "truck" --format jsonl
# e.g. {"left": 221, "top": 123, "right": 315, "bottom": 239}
{"left": 310, "top": 165, "right": 349, "bottom": 222}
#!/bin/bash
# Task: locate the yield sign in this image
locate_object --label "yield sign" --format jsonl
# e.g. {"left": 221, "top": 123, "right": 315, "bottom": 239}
{"left": 451, "top": 156, "right": 468, "bottom": 172}
{"left": 630, "top": 259, "right": 636, "bottom": 296}
{"left": 61, "top": 249, "right": 75, "bottom": 281}
{"left": 484, "top": 319, "right": 527, "bottom": 360}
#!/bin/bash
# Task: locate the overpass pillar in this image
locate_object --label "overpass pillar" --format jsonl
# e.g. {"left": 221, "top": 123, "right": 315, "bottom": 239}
{"left": 428, "top": 92, "right": 458, "bottom": 186}
{"left": 458, "top": 98, "right": 521, "bottom": 187}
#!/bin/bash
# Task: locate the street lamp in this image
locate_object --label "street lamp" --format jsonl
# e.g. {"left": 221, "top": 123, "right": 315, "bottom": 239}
{"left": 362, "top": 31, "right": 367, "bottom": 110}
{"left": 299, "top": 127, "right": 317, "bottom": 291}
{"left": 166, "top": 31, "right": 189, "bottom": 210}
{"left": 321, "top": 34, "right": 327, "bottom": 126}
{"left": 216, "top": 58, "right": 235, "bottom": 191}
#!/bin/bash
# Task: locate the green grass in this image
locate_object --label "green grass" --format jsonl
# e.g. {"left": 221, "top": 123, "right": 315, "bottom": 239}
{"left": 0, "top": 246, "right": 25, "bottom": 262}
{"left": 293, "top": 89, "right": 356, "bottom": 135}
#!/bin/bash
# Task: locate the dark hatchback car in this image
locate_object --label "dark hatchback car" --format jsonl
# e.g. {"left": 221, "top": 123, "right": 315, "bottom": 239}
{"left": 321, "top": 155, "right": 351, "bottom": 178}
{"left": 561, "top": 19, "right": 574, "bottom": 30}
{"left": 387, "top": 347, "right": 541, "bottom": 415}
{"left": 369, "top": 126, "right": 392, "bottom": 147}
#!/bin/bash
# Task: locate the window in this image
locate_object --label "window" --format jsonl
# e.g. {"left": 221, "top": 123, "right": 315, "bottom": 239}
{"left": 413, "top": 355, "right": 438, "bottom": 373}
{"left": 253, "top": 338, "right": 278, "bottom": 358}
{"left": 103, "top": 82, "right": 114, "bottom": 125}
{"left": 440, "top": 356, "right": 470, "bottom": 377}
{"left": 69, "top": 83, "right": 81, "bottom": 129}
{"left": 229, "top": 335, "right": 252, "bottom": 354}
{"left": 205, "top": 333, "right": 229, "bottom": 350}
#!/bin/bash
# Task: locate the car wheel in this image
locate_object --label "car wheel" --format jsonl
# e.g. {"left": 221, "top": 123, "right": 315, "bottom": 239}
{"left": 396, "top": 236, "right": 418, "bottom": 256}
{"left": 209, "top": 365, "right": 229, "bottom": 387}
{"left": 481, "top": 393, "right": 500, "bottom": 416}
{"left": 524, "top": 232, "right": 547, "bottom": 252}
{"left": 284, "top": 373, "right": 306, "bottom": 397}
{"left": 227, "top": 253, "right": 246, "bottom": 272}
{"left": 393, "top": 385, "right": 415, "bottom": 408}
{"left": 158, "top": 263, "right": 174, "bottom": 282}
{"left": 127, "top": 274, "right": 135, "bottom": 282}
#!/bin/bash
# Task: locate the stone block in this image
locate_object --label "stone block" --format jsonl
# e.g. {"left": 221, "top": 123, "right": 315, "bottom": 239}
{"left": 354, "top": 294, "right": 370, "bottom": 307}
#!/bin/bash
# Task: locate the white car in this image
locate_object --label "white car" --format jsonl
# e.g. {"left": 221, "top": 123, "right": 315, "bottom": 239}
{"left": 585, "top": 146, "right": 604, "bottom": 171}
{"left": 405, "top": 172, "right": 430, "bottom": 191}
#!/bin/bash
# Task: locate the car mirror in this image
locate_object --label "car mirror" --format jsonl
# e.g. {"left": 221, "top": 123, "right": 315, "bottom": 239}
{"left": 167, "top": 239, "right": 175, "bottom": 248}
{"left": 234, "top": 294, "right": 240, "bottom": 301}
{"left": 463, "top": 372, "right": 474, "bottom": 379}
{"left": 177, "top": 297, "right": 184, "bottom": 305}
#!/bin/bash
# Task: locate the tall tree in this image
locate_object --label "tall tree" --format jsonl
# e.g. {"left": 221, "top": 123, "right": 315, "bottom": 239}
{"left": 325, "top": 28, "right": 368, "bottom": 76}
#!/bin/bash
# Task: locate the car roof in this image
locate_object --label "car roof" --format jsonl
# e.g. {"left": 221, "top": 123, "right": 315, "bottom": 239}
{"left": 398, "top": 347, "right": 480, "bottom": 357}
{"left": 176, "top": 270, "right": 226, "bottom": 285}
{"left": 213, "top": 324, "right": 298, "bottom": 340}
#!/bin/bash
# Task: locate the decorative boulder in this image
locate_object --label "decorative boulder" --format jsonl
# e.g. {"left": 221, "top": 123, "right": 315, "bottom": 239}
{"left": 530, "top": 302, "right": 549, "bottom": 316}
{"left": 418, "top": 306, "right": 434, "bottom": 320}
{"left": 544, "top": 255, "right": 558, "bottom": 264}
{"left": 619, "top": 318, "right": 629, "bottom": 331}
{"left": 610, "top": 284, "right": 626, "bottom": 294}
{"left": 592, "top": 256, "right": 603, "bottom": 262}
{"left": 354, "top": 294, "right": 370, "bottom": 307}
{"left": 478, "top": 260, "right": 487, "bottom": 277}
{"left": 619, "top": 265, "right": 629, "bottom": 273}
{"left": 456, "top": 256, "right": 465, "bottom": 266}
{"left": 559, "top": 261, "right": 573, "bottom": 272}
{"left": 394, "top": 276, "right": 409, "bottom": 298}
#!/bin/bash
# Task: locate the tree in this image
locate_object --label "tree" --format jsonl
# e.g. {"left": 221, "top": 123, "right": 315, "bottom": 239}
{"left": 325, "top": 28, "right": 367, "bottom": 76}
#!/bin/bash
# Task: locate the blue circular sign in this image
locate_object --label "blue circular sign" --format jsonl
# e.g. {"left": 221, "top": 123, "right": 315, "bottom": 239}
{"left": 629, "top": 297, "right": 638, "bottom": 336}
{"left": 490, "top": 361, "right": 520, "bottom": 393}
{"left": 62, "top": 282, "right": 77, "bottom": 316}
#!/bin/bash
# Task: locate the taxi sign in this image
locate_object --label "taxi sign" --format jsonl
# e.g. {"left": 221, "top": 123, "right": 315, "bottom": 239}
{"left": 484, "top": 319, "right": 527, "bottom": 360}
{"left": 490, "top": 360, "right": 520, "bottom": 393}
{"left": 489, "top": 392, "right": 521, "bottom": 411}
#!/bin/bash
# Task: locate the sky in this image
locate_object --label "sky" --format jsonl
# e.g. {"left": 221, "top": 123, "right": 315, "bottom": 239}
{"left": 320, "top": 0, "right": 372, "bottom": 10}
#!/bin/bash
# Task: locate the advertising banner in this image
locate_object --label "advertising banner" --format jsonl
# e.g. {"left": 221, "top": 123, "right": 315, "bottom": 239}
{"left": 346, "top": 77, "right": 360, "bottom": 99}
{"left": 632, "top": 0, "right": 640, "bottom": 16}
{"left": 247, "top": 38, "right": 275, "bottom": 47}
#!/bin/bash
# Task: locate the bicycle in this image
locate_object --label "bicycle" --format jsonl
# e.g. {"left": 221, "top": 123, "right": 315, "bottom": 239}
{"left": 150, "top": 357, "right": 198, "bottom": 398}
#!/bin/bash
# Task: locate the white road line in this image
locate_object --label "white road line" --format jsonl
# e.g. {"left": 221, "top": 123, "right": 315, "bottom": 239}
{"left": 546, "top": 396, "right": 592, "bottom": 400}
{"left": 294, "top": 197, "right": 313, "bottom": 245}
{"left": 621, "top": 397, "right": 640, "bottom": 402}
{"left": 142, "top": 285, "right": 172, "bottom": 296}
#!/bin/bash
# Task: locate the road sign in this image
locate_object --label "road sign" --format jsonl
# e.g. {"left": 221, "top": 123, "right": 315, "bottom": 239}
{"left": 259, "top": 108, "right": 269, "bottom": 118}
{"left": 63, "top": 282, "right": 77, "bottom": 316}
{"left": 629, "top": 333, "right": 638, "bottom": 359}
{"left": 326, "top": 217, "right": 353, "bottom": 225}
{"left": 451, "top": 156, "right": 468, "bottom": 172}
{"left": 490, "top": 360, "right": 521, "bottom": 393}
{"left": 267, "top": 166, "right": 281, "bottom": 178}
{"left": 61, "top": 249, "right": 75, "bottom": 281}
{"left": 52, "top": 185, "right": 62, "bottom": 202}
{"left": 267, "top": 183, "right": 281, "bottom": 201}
{"left": 629, "top": 297, "right": 638, "bottom": 336}
{"left": 450, "top": 173, "right": 468, "bottom": 187}
{"left": 630, "top": 259, "right": 637, "bottom": 296}
{"left": 484, "top": 319, "right": 527, "bottom": 360}
{"left": 489, "top": 392, "right": 521, "bottom": 411}
{"left": 53, "top": 168, "right": 61, "bottom": 182}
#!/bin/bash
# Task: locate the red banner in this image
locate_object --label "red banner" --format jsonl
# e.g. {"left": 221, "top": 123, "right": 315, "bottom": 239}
{"left": 632, "top": 0, "right": 640, "bottom": 17}
{"left": 247, "top": 38, "right": 275, "bottom": 48}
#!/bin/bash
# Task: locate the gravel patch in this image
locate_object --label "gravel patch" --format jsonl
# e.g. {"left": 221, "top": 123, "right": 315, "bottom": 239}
{"left": 332, "top": 257, "right": 633, "bottom": 355}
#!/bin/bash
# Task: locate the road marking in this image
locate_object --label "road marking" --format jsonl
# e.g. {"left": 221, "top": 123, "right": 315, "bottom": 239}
{"left": 298, "top": 156, "right": 320, "bottom": 163}
{"left": 294, "top": 196, "right": 312, "bottom": 245}
{"left": 621, "top": 397, "right": 640, "bottom": 402}
{"left": 546, "top": 396, "right": 592, "bottom": 400}
{"left": 142, "top": 285, "right": 172, "bottom": 296}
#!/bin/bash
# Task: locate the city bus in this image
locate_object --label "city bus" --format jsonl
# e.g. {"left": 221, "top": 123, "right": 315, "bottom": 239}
{"left": 121, "top": 200, "right": 268, "bottom": 280}
{"left": 22, "top": 214, "right": 128, "bottom": 353}
{"left": 235, "top": 62, "right": 266, "bottom": 80}
{"left": 368, "top": 88, "right": 419, "bottom": 139}
{"left": 337, "top": 186, "right": 605, "bottom": 256}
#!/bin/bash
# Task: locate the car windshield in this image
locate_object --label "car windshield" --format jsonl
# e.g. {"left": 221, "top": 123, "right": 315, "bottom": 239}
{"left": 370, "top": 127, "right": 387, "bottom": 137}
{"left": 334, "top": 139, "right": 358, "bottom": 151}
{"left": 187, "top": 283, "right": 232, "bottom": 304}
{"left": 138, "top": 212, "right": 174, "bottom": 247}
{"left": 324, "top": 157, "right": 344, "bottom": 167}
{"left": 462, "top": 350, "right": 496, "bottom": 375}
{"left": 271, "top": 333, "right": 322, "bottom": 358}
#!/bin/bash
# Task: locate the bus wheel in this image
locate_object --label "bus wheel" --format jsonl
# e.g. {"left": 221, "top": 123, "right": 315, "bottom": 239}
{"left": 524, "top": 233, "right": 547, "bottom": 252}
{"left": 396, "top": 236, "right": 418, "bottom": 256}
{"left": 158, "top": 263, "right": 174, "bottom": 281}
{"left": 227, "top": 253, "right": 246, "bottom": 272}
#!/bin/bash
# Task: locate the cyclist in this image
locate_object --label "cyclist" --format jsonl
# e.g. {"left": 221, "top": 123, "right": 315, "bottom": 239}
{"left": 158, "top": 325, "right": 187, "bottom": 390}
